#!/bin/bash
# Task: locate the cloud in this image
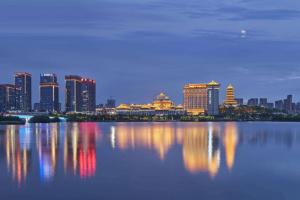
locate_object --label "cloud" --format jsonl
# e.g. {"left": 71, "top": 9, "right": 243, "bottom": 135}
{"left": 218, "top": 6, "right": 300, "bottom": 21}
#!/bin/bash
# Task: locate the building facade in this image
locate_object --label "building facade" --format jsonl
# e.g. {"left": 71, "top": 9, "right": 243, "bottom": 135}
{"left": 65, "top": 75, "right": 96, "bottom": 113}
{"left": 0, "top": 84, "right": 20, "bottom": 112}
{"left": 15, "top": 72, "right": 32, "bottom": 112}
{"left": 81, "top": 78, "right": 96, "bottom": 112}
{"left": 183, "top": 84, "right": 208, "bottom": 115}
{"left": 40, "top": 73, "right": 59, "bottom": 112}
{"left": 235, "top": 98, "right": 244, "bottom": 106}
{"left": 207, "top": 81, "right": 220, "bottom": 116}
{"left": 247, "top": 98, "right": 259, "bottom": 107}
{"left": 65, "top": 75, "right": 83, "bottom": 112}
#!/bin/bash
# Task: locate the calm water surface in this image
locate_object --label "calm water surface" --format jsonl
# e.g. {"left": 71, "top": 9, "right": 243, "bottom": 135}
{"left": 0, "top": 122, "right": 300, "bottom": 199}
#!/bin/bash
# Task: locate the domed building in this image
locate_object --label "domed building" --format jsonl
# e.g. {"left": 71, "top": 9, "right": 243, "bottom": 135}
{"left": 152, "top": 93, "right": 175, "bottom": 110}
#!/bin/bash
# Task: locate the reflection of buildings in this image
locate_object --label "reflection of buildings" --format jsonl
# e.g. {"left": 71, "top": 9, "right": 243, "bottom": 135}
{"left": 64, "top": 123, "right": 98, "bottom": 178}
{"left": 115, "top": 123, "right": 176, "bottom": 160}
{"left": 5, "top": 125, "right": 32, "bottom": 184}
{"left": 36, "top": 124, "right": 59, "bottom": 181}
{"left": 181, "top": 124, "right": 221, "bottom": 177}
{"left": 224, "top": 122, "right": 238, "bottom": 170}
{"left": 114, "top": 123, "right": 225, "bottom": 177}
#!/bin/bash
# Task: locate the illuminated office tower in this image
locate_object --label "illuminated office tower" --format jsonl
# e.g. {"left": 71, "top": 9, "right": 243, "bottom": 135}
{"left": 184, "top": 83, "right": 208, "bottom": 115}
{"left": 65, "top": 75, "right": 96, "bottom": 113}
{"left": 207, "top": 81, "right": 220, "bottom": 116}
{"left": 81, "top": 78, "right": 96, "bottom": 112}
{"left": 15, "top": 72, "right": 32, "bottom": 112}
{"left": 40, "top": 74, "right": 59, "bottom": 112}
{"left": 0, "top": 84, "right": 20, "bottom": 112}
{"left": 224, "top": 84, "right": 237, "bottom": 107}
{"left": 65, "top": 75, "right": 83, "bottom": 112}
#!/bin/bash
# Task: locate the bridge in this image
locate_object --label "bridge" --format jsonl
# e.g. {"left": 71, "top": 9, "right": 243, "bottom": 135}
{"left": 8, "top": 113, "right": 66, "bottom": 123}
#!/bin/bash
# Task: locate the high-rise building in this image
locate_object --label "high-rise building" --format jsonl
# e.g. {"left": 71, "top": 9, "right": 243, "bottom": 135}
{"left": 207, "top": 81, "right": 220, "bottom": 116}
{"left": 224, "top": 84, "right": 237, "bottom": 107}
{"left": 247, "top": 98, "right": 259, "bottom": 107}
{"left": 65, "top": 75, "right": 83, "bottom": 112}
{"left": 184, "top": 83, "right": 208, "bottom": 115}
{"left": 65, "top": 75, "right": 96, "bottom": 113}
{"left": 259, "top": 98, "right": 268, "bottom": 107}
{"left": 15, "top": 72, "right": 32, "bottom": 112}
{"left": 81, "top": 78, "right": 96, "bottom": 112}
{"left": 275, "top": 100, "right": 284, "bottom": 111}
{"left": 106, "top": 97, "right": 116, "bottom": 108}
{"left": 266, "top": 103, "right": 274, "bottom": 109}
{"left": 40, "top": 73, "right": 59, "bottom": 113}
{"left": 235, "top": 98, "right": 244, "bottom": 106}
{"left": 284, "top": 95, "right": 293, "bottom": 113}
{"left": 0, "top": 84, "right": 20, "bottom": 112}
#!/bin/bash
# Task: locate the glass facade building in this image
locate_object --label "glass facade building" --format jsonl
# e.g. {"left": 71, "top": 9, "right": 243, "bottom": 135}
{"left": 65, "top": 75, "right": 96, "bottom": 113}
{"left": 15, "top": 72, "right": 32, "bottom": 112}
{"left": 0, "top": 84, "right": 20, "bottom": 112}
{"left": 40, "top": 74, "right": 60, "bottom": 112}
{"left": 207, "top": 81, "right": 220, "bottom": 116}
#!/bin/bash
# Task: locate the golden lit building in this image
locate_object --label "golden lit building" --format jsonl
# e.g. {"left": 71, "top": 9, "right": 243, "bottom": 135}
{"left": 224, "top": 84, "right": 238, "bottom": 107}
{"left": 183, "top": 83, "right": 208, "bottom": 115}
{"left": 116, "top": 92, "right": 184, "bottom": 115}
{"left": 152, "top": 93, "right": 175, "bottom": 110}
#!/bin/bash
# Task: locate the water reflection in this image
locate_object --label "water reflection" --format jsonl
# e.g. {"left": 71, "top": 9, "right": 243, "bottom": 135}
{"left": 5, "top": 125, "right": 32, "bottom": 184}
{"left": 64, "top": 123, "right": 98, "bottom": 178}
{"left": 113, "top": 122, "right": 237, "bottom": 176}
{"left": 0, "top": 121, "right": 300, "bottom": 188}
{"left": 36, "top": 124, "right": 59, "bottom": 181}
{"left": 181, "top": 123, "right": 220, "bottom": 177}
{"left": 115, "top": 123, "right": 176, "bottom": 160}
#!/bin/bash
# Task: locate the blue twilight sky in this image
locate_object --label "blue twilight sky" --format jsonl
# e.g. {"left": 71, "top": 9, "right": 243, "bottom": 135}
{"left": 1, "top": 0, "right": 300, "bottom": 105}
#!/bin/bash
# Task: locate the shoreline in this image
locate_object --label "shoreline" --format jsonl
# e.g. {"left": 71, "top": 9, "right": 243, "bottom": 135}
{"left": 1, "top": 120, "right": 300, "bottom": 125}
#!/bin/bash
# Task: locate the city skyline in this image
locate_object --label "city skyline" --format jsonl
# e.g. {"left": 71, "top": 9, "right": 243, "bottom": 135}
{"left": 1, "top": 71, "right": 300, "bottom": 106}
{"left": 0, "top": 71, "right": 298, "bottom": 111}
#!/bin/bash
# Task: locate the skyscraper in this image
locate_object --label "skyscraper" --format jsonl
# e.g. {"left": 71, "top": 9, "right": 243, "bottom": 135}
{"left": 247, "top": 98, "right": 259, "bottom": 107}
{"left": 15, "top": 72, "right": 32, "bottom": 112}
{"left": 275, "top": 100, "right": 284, "bottom": 110}
{"left": 184, "top": 83, "right": 208, "bottom": 115}
{"left": 284, "top": 95, "right": 293, "bottom": 113}
{"left": 224, "top": 84, "right": 237, "bottom": 107}
{"left": 0, "top": 84, "right": 20, "bottom": 112}
{"left": 81, "top": 78, "right": 96, "bottom": 112}
{"left": 65, "top": 75, "right": 83, "bottom": 112}
{"left": 106, "top": 97, "right": 116, "bottom": 108}
{"left": 259, "top": 98, "right": 268, "bottom": 107}
{"left": 207, "top": 81, "right": 220, "bottom": 116}
{"left": 235, "top": 98, "right": 244, "bottom": 106}
{"left": 65, "top": 75, "right": 96, "bottom": 113}
{"left": 40, "top": 73, "right": 59, "bottom": 113}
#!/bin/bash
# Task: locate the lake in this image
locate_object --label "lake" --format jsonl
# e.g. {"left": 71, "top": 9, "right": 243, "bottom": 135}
{"left": 0, "top": 122, "right": 300, "bottom": 199}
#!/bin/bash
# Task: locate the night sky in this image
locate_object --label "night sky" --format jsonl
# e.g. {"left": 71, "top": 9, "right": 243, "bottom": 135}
{"left": 1, "top": 0, "right": 300, "bottom": 105}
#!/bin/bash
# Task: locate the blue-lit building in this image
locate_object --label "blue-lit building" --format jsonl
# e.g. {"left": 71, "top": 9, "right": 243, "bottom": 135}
{"left": 40, "top": 74, "right": 60, "bottom": 113}
{"left": 65, "top": 75, "right": 96, "bottom": 113}
{"left": 0, "top": 84, "right": 20, "bottom": 112}
{"left": 81, "top": 78, "right": 96, "bottom": 112}
{"left": 15, "top": 72, "right": 32, "bottom": 112}
{"left": 65, "top": 75, "right": 83, "bottom": 112}
{"left": 207, "top": 81, "right": 220, "bottom": 116}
